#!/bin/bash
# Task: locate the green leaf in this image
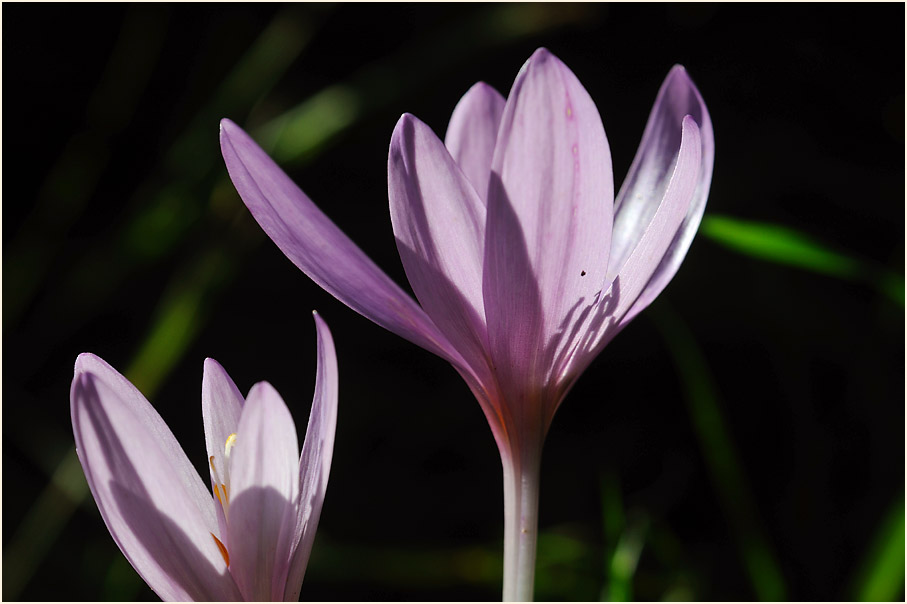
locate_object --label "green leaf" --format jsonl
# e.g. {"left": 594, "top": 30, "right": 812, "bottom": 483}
{"left": 852, "top": 494, "right": 905, "bottom": 601}
{"left": 700, "top": 214, "right": 903, "bottom": 306}
{"left": 700, "top": 214, "right": 860, "bottom": 278}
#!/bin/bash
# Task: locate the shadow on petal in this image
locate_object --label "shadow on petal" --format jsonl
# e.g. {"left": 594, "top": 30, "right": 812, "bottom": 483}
{"left": 483, "top": 172, "right": 547, "bottom": 443}
{"left": 485, "top": 171, "right": 626, "bottom": 437}
{"left": 394, "top": 118, "right": 490, "bottom": 382}
{"left": 111, "top": 485, "right": 237, "bottom": 602}
{"left": 77, "top": 377, "right": 237, "bottom": 601}
{"left": 227, "top": 486, "right": 296, "bottom": 602}
{"left": 547, "top": 276, "right": 622, "bottom": 419}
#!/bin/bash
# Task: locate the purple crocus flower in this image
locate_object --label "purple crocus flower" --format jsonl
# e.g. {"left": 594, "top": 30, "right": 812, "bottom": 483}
{"left": 221, "top": 48, "right": 712, "bottom": 600}
{"left": 71, "top": 313, "right": 338, "bottom": 601}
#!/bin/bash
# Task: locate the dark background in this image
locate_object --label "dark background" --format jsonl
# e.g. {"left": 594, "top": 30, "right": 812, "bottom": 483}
{"left": 3, "top": 3, "right": 904, "bottom": 601}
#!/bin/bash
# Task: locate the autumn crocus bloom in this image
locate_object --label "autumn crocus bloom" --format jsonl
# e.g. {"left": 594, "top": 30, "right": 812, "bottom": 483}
{"left": 71, "top": 314, "right": 338, "bottom": 601}
{"left": 222, "top": 48, "right": 712, "bottom": 601}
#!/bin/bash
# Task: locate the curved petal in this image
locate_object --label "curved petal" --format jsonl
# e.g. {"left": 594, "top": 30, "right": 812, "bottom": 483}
{"left": 608, "top": 65, "right": 714, "bottom": 317}
{"left": 568, "top": 116, "right": 702, "bottom": 380}
{"left": 283, "top": 312, "right": 339, "bottom": 601}
{"left": 226, "top": 381, "right": 300, "bottom": 601}
{"left": 484, "top": 48, "right": 613, "bottom": 393}
{"left": 71, "top": 353, "right": 241, "bottom": 602}
{"left": 201, "top": 358, "right": 244, "bottom": 541}
{"left": 220, "top": 119, "right": 466, "bottom": 372}
{"left": 444, "top": 82, "right": 506, "bottom": 202}
{"left": 389, "top": 113, "right": 490, "bottom": 379}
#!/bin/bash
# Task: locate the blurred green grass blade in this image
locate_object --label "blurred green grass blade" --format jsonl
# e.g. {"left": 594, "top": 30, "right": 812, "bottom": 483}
{"left": 700, "top": 214, "right": 904, "bottom": 306}
{"left": 701, "top": 214, "right": 860, "bottom": 278}
{"left": 852, "top": 493, "right": 905, "bottom": 601}
{"left": 600, "top": 471, "right": 625, "bottom": 546}
{"left": 166, "top": 5, "right": 319, "bottom": 177}
{"left": 260, "top": 84, "right": 363, "bottom": 162}
{"left": 879, "top": 271, "right": 905, "bottom": 306}
{"left": 651, "top": 305, "right": 788, "bottom": 601}
{"left": 602, "top": 513, "right": 649, "bottom": 602}
{"left": 125, "top": 249, "right": 230, "bottom": 396}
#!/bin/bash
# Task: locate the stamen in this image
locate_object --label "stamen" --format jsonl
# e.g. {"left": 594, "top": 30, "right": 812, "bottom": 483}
{"left": 211, "top": 533, "right": 230, "bottom": 566}
{"left": 209, "top": 456, "right": 229, "bottom": 513}
{"left": 224, "top": 433, "right": 237, "bottom": 459}
{"left": 209, "top": 456, "right": 222, "bottom": 485}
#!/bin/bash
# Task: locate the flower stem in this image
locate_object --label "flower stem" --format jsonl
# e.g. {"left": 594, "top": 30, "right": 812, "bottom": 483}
{"left": 501, "top": 447, "right": 541, "bottom": 602}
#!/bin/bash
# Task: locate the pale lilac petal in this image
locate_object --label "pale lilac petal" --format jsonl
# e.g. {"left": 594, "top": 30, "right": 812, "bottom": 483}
{"left": 71, "top": 353, "right": 241, "bottom": 602}
{"left": 220, "top": 119, "right": 466, "bottom": 371}
{"left": 444, "top": 82, "right": 506, "bottom": 201}
{"left": 283, "top": 312, "right": 339, "bottom": 601}
{"left": 201, "top": 358, "right": 243, "bottom": 541}
{"left": 389, "top": 113, "right": 491, "bottom": 379}
{"left": 226, "top": 381, "right": 300, "bottom": 601}
{"left": 608, "top": 65, "right": 714, "bottom": 319}
{"left": 580, "top": 116, "right": 703, "bottom": 374}
{"left": 484, "top": 48, "right": 613, "bottom": 392}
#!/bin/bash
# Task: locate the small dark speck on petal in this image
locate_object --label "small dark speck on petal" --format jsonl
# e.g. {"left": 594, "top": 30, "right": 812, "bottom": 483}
{"left": 581, "top": 270, "right": 586, "bottom": 276}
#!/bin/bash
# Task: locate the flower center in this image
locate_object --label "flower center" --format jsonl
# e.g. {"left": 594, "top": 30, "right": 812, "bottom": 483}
{"left": 209, "top": 432, "right": 238, "bottom": 516}
{"left": 208, "top": 432, "right": 237, "bottom": 566}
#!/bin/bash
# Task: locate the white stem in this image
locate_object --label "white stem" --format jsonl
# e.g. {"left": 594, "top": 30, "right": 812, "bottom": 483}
{"left": 501, "top": 448, "right": 541, "bottom": 602}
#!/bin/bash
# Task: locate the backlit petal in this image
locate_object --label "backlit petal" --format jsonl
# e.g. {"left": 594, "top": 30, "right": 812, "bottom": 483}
{"left": 226, "top": 381, "right": 300, "bottom": 601}
{"left": 389, "top": 113, "right": 490, "bottom": 379}
{"left": 71, "top": 354, "right": 241, "bottom": 602}
{"left": 584, "top": 116, "right": 703, "bottom": 369}
{"left": 444, "top": 82, "right": 506, "bottom": 202}
{"left": 608, "top": 65, "right": 714, "bottom": 322}
{"left": 201, "top": 358, "right": 243, "bottom": 540}
{"left": 220, "top": 119, "right": 465, "bottom": 371}
{"left": 484, "top": 48, "right": 613, "bottom": 394}
{"left": 283, "top": 312, "right": 339, "bottom": 601}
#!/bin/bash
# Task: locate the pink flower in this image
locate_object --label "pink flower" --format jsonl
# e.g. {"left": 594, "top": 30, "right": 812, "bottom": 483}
{"left": 71, "top": 314, "right": 338, "bottom": 601}
{"left": 221, "top": 48, "right": 712, "bottom": 600}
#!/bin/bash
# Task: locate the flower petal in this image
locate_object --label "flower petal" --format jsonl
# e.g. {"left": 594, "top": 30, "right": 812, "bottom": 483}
{"left": 220, "top": 119, "right": 466, "bottom": 371}
{"left": 71, "top": 353, "right": 241, "bottom": 602}
{"left": 444, "top": 82, "right": 506, "bottom": 202}
{"left": 282, "top": 312, "right": 339, "bottom": 601}
{"left": 226, "top": 381, "right": 300, "bottom": 601}
{"left": 608, "top": 65, "right": 714, "bottom": 322}
{"left": 389, "top": 113, "right": 491, "bottom": 379}
{"left": 201, "top": 358, "right": 244, "bottom": 540}
{"left": 484, "top": 48, "right": 613, "bottom": 392}
{"left": 584, "top": 116, "right": 703, "bottom": 368}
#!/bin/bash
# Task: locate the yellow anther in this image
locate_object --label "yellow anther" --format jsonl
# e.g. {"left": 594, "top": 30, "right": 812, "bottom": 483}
{"left": 224, "top": 433, "right": 237, "bottom": 459}
{"left": 211, "top": 533, "right": 230, "bottom": 566}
